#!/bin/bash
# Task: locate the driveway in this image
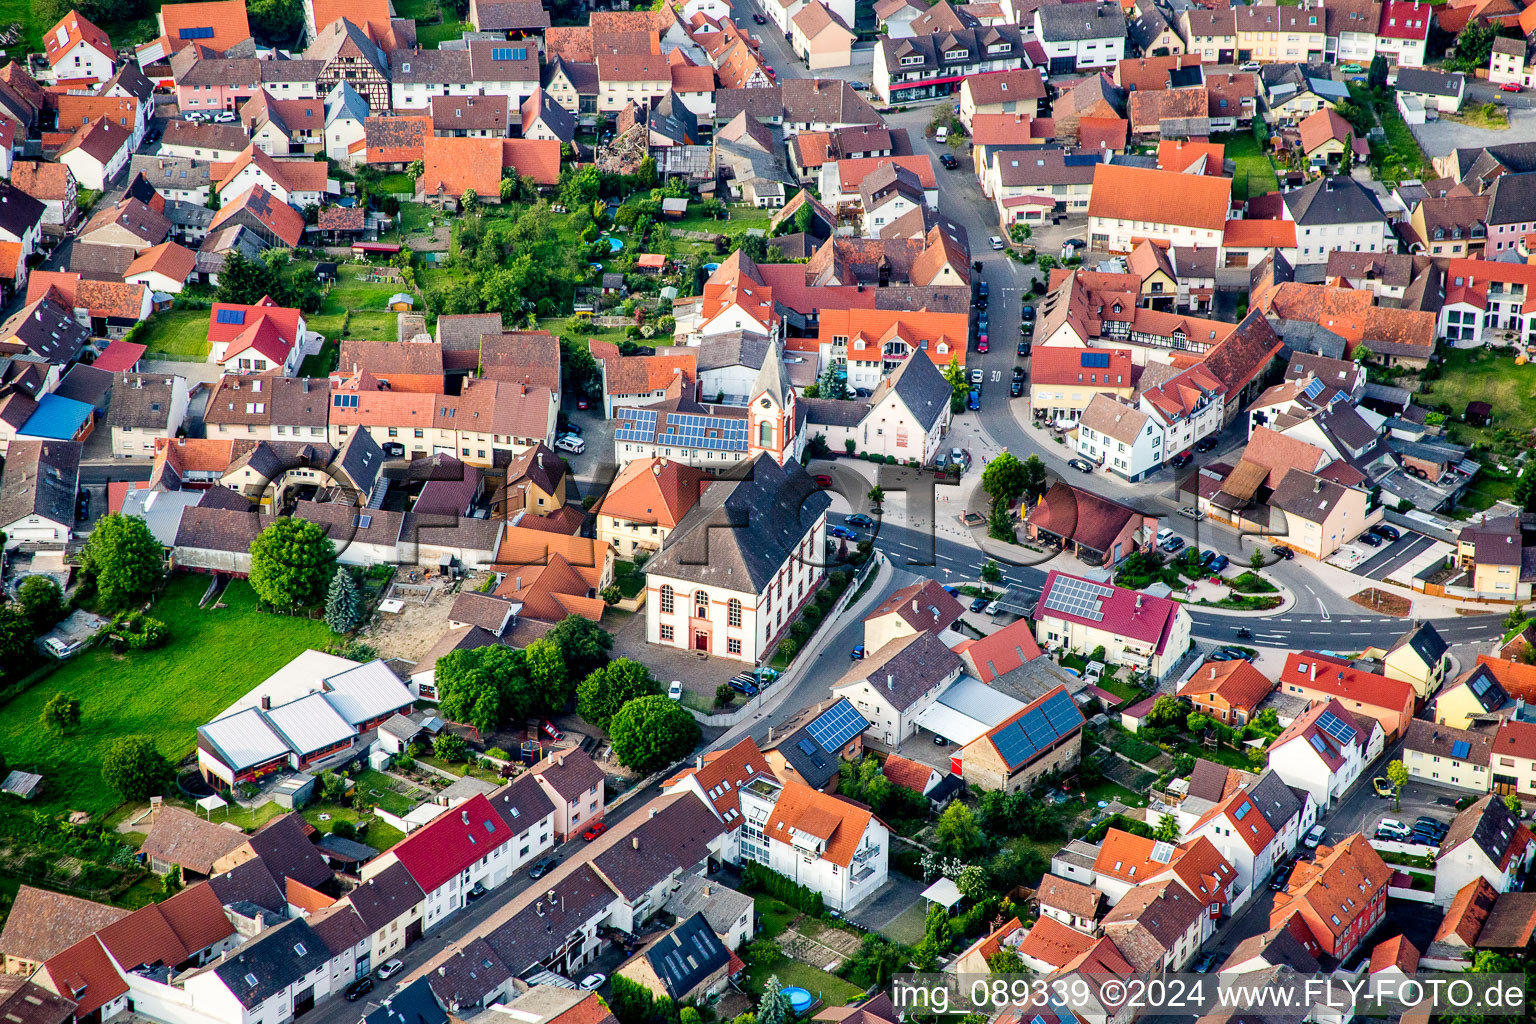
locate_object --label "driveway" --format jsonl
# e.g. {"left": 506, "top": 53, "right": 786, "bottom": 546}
{"left": 844, "top": 873, "right": 927, "bottom": 941}
{"left": 1353, "top": 531, "right": 1435, "bottom": 581}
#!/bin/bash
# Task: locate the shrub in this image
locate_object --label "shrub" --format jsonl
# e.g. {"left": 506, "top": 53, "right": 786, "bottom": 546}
{"left": 742, "top": 861, "right": 825, "bottom": 916}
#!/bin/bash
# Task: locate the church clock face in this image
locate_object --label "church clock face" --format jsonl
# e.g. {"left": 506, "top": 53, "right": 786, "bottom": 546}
{"left": 761, "top": 398, "right": 771, "bottom": 407}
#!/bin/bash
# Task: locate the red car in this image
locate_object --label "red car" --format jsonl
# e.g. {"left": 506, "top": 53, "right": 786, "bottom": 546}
{"left": 583, "top": 823, "right": 608, "bottom": 841}
{"left": 576, "top": 398, "right": 590, "bottom": 410}
{"left": 813, "top": 473, "right": 833, "bottom": 487}
{"left": 1502, "top": 82, "right": 1523, "bottom": 92}
{"left": 977, "top": 334, "right": 989, "bottom": 352}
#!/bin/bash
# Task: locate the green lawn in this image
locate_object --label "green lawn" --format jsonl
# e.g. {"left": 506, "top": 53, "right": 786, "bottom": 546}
{"left": 743, "top": 957, "right": 863, "bottom": 1006}
{"left": 299, "top": 340, "right": 339, "bottom": 377}
{"left": 133, "top": 309, "right": 210, "bottom": 361}
{"left": 1213, "top": 131, "right": 1279, "bottom": 201}
{"left": 1352, "top": 84, "right": 1432, "bottom": 183}
{"left": 350, "top": 769, "right": 428, "bottom": 817}
{"left": 417, "top": 19, "right": 470, "bottom": 46}
{"left": 304, "top": 802, "right": 407, "bottom": 852}
{"left": 309, "top": 311, "right": 399, "bottom": 341}
{"left": 1428, "top": 347, "right": 1536, "bottom": 442}
{"left": 0, "top": 575, "right": 333, "bottom": 816}
{"left": 1094, "top": 676, "right": 1141, "bottom": 705}
{"left": 754, "top": 896, "right": 801, "bottom": 940}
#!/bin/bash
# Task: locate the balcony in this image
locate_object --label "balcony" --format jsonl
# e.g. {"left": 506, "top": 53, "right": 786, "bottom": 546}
{"left": 853, "top": 844, "right": 880, "bottom": 865}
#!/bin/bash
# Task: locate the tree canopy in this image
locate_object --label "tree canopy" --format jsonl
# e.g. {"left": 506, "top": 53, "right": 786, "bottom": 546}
{"left": 324, "top": 569, "right": 363, "bottom": 633}
{"left": 80, "top": 513, "right": 165, "bottom": 611}
{"left": 609, "top": 695, "right": 700, "bottom": 771}
{"left": 17, "top": 575, "right": 64, "bottom": 635}
{"left": 982, "top": 452, "right": 1028, "bottom": 505}
{"left": 101, "top": 736, "right": 173, "bottom": 800}
{"left": 249, "top": 518, "right": 337, "bottom": 609}
{"left": 576, "top": 657, "right": 660, "bottom": 729}
{"left": 436, "top": 645, "right": 534, "bottom": 735}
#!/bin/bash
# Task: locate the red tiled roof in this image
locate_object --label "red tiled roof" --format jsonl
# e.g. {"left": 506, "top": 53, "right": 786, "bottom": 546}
{"left": 1280, "top": 651, "right": 1415, "bottom": 716}
{"left": 44, "top": 11, "right": 114, "bottom": 67}
{"left": 40, "top": 937, "right": 125, "bottom": 1016}
{"left": 1088, "top": 163, "right": 1231, "bottom": 232}
{"left": 880, "top": 753, "right": 935, "bottom": 793}
{"left": 1016, "top": 914, "right": 1096, "bottom": 968}
{"left": 390, "top": 793, "right": 514, "bottom": 894}
{"left": 1034, "top": 569, "right": 1180, "bottom": 650}
{"left": 1223, "top": 218, "right": 1297, "bottom": 248}
{"left": 501, "top": 138, "right": 561, "bottom": 186}
{"left": 422, "top": 136, "right": 502, "bottom": 198}
{"left": 159, "top": 0, "right": 250, "bottom": 52}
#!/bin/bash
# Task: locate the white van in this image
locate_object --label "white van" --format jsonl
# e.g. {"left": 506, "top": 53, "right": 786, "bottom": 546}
{"left": 934, "top": 126, "right": 949, "bottom": 143}
{"left": 554, "top": 435, "right": 585, "bottom": 455}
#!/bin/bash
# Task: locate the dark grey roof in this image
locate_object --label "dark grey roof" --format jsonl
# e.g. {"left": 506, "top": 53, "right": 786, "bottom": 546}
{"left": 1037, "top": 2, "right": 1126, "bottom": 40}
{"left": 1282, "top": 175, "right": 1387, "bottom": 227}
{"left": 1318, "top": 403, "right": 1377, "bottom": 451}
{"left": 1487, "top": 170, "right": 1536, "bottom": 226}
{"left": 244, "top": 812, "right": 332, "bottom": 890}
{"left": 335, "top": 428, "right": 383, "bottom": 493}
{"left": 1395, "top": 68, "right": 1464, "bottom": 98}
{"left": 1219, "top": 921, "right": 1323, "bottom": 974}
{"left": 436, "top": 312, "right": 503, "bottom": 352}
{"left": 293, "top": 500, "right": 404, "bottom": 551}
{"left": 883, "top": 348, "right": 950, "bottom": 433}
{"left": 105, "top": 373, "right": 179, "bottom": 430}
{"left": 0, "top": 440, "right": 79, "bottom": 529}
{"left": 644, "top": 453, "right": 831, "bottom": 592}
{"left": 68, "top": 242, "right": 138, "bottom": 281}
{"left": 1247, "top": 769, "right": 1303, "bottom": 833}
{"left": 391, "top": 48, "right": 474, "bottom": 84}
{"left": 589, "top": 792, "right": 724, "bottom": 901}
{"left": 208, "top": 857, "right": 287, "bottom": 913}
{"left": 487, "top": 773, "right": 556, "bottom": 832}
{"left": 1186, "top": 758, "right": 1231, "bottom": 803}
{"left": 801, "top": 396, "right": 868, "bottom": 428}
{"left": 1457, "top": 663, "right": 1509, "bottom": 714}
{"left": 485, "top": 864, "right": 618, "bottom": 974}
{"left": 1392, "top": 619, "right": 1446, "bottom": 668}
{"left": 715, "top": 86, "right": 784, "bottom": 123}
{"left": 0, "top": 181, "right": 46, "bottom": 239}
{"left": 780, "top": 78, "right": 884, "bottom": 127}
{"left": 766, "top": 698, "right": 870, "bottom": 789}
{"left": 103, "top": 61, "right": 154, "bottom": 102}
{"left": 314, "top": 833, "right": 378, "bottom": 863}
{"left": 637, "top": 913, "right": 731, "bottom": 1000}
{"left": 307, "top": 904, "right": 370, "bottom": 956}
{"left": 662, "top": 876, "right": 754, "bottom": 940}
{"left": 989, "top": 656, "right": 1080, "bottom": 704}
{"left": 346, "top": 861, "right": 426, "bottom": 931}
{"left": 0, "top": 296, "right": 90, "bottom": 364}
{"left": 210, "top": 919, "right": 327, "bottom": 1009}
{"left": 52, "top": 363, "right": 113, "bottom": 410}
{"left": 1443, "top": 795, "right": 1522, "bottom": 867}
{"left": 425, "top": 938, "right": 510, "bottom": 1011}
{"left": 364, "top": 977, "right": 448, "bottom": 1024}
{"left": 1268, "top": 470, "right": 1348, "bottom": 524}
{"left": 694, "top": 330, "right": 773, "bottom": 373}
{"left": 648, "top": 90, "right": 699, "bottom": 145}
{"left": 837, "top": 630, "right": 962, "bottom": 712}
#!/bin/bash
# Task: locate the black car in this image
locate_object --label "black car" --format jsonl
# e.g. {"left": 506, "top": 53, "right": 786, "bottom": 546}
{"left": 1414, "top": 816, "right": 1449, "bottom": 837}
{"left": 1010, "top": 380, "right": 1023, "bottom": 397}
{"left": 1271, "top": 545, "right": 1294, "bottom": 560}
{"left": 1012, "top": 366, "right": 1025, "bottom": 382}
{"left": 752, "top": 12, "right": 766, "bottom": 21}
{"left": 1018, "top": 341, "right": 1031, "bottom": 357}
{"left": 1171, "top": 451, "right": 1193, "bottom": 468}
{"left": 845, "top": 513, "right": 875, "bottom": 527}
{"left": 1068, "top": 457, "right": 1094, "bottom": 473}
{"left": 1021, "top": 304, "right": 1036, "bottom": 321}
{"left": 1194, "top": 436, "right": 1219, "bottom": 453}
{"left": 75, "top": 488, "right": 90, "bottom": 521}
{"left": 382, "top": 441, "right": 406, "bottom": 458}
{"left": 528, "top": 855, "right": 559, "bottom": 879}
{"left": 1358, "top": 531, "right": 1382, "bottom": 547}
{"left": 1269, "top": 861, "right": 1294, "bottom": 891}
{"left": 1370, "top": 523, "right": 1401, "bottom": 542}
{"left": 467, "top": 882, "right": 488, "bottom": 902}
{"left": 970, "top": 595, "right": 989, "bottom": 613}
{"left": 940, "top": 152, "right": 959, "bottom": 169}
{"left": 345, "top": 978, "right": 375, "bottom": 1002}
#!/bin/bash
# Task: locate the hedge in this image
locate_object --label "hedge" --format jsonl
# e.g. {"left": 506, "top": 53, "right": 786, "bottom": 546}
{"left": 742, "top": 861, "right": 826, "bottom": 917}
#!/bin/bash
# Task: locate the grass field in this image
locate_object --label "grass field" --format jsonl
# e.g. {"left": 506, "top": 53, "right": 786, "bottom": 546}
{"left": 133, "top": 309, "right": 210, "bottom": 361}
{"left": 1429, "top": 347, "right": 1536, "bottom": 443}
{"left": 0, "top": 575, "right": 333, "bottom": 816}
{"left": 1213, "top": 131, "right": 1279, "bottom": 201}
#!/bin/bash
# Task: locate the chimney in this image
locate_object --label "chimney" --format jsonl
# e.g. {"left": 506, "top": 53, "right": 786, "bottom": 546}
{"left": 632, "top": 836, "right": 640, "bottom": 850}
{"left": 557, "top": 753, "right": 565, "bottom": 767}
{"left": 695, "top": 755, "right": 703, "bottom": 770}
{"left": 260, "top": 695, "right": 271, "bottom": 710}
{"left": 536, "top": 901, "right": 544, "bottom": 916}
{"left": 548, "top": 889, "right": 555, "bottom": 902}
{"left": 767, "top": 725, "right": 775, "bottom": 742}
{"left": 1310, "top": 662, "right": 1317, "bottom": 681}
{"left": 1314, "top": 477, "right": 1323, "bottom": 494}
{"left": 1209, "top": 666, "right": 1216, "bottom": 679}
{"left": 911, "top": 598, "right": 919, "bottom": 614}
{"left": 1136, "top": 594, "right": 1143, "bottom": 609}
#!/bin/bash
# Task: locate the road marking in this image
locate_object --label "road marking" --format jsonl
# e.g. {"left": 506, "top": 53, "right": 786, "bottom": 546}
{"left": 1304, "top": 584, "right": 1330, "bottom": 620}
{"left": 899, "top": 542, "right": 921, "bottom": 551}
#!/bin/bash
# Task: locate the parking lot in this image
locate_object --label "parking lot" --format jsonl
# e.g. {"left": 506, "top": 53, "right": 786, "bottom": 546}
{"left": 1352, "top": 530, "right": 1436, "bottom": 580}
{"left": 1319, "top": 772, "right": 1465, "bottom": 851}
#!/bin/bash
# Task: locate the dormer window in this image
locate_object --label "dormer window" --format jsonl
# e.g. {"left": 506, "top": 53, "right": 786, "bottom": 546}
{"left": 944, "top": 48, "right": 969, "bottom": 60}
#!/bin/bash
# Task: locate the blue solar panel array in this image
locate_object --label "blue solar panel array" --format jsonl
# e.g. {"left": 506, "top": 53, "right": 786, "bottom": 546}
{"left": 1451, "top": 740, "right": 1472, "bottom": 759}
{"left": 806, "top": 700, "right": 868, "bottom": 752}
{"left": 991, "top": 689, "right": 1084, "bottom": 769}
{"left": 1081, "top": 352, "right": 1110, "bottom": 368}
{"left": 1316, "top": 710, "right": 1357, "bottom": 745}
{"left": 215, "top": 308, "right": 246, "bottom": 325}
{"left": 179, "top": 26, "right": 214, "bottom": 38}
{"left": 613, "top": 408, "right": 659, "bottom": 443}
{"left": 1302, "top": 377, "right": 1326, "bottom": 400}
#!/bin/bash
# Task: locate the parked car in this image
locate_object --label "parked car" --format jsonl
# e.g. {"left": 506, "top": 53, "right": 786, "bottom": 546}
{"left": 1200, "top": 549, "right": 1218, "bottom": 566}
{"left": 1339, "top": 62, "right": 1365, "bottom": 73}
{"left": 1194, "top": 436, "right": 1218, "bottom": 453}
{"left": 1171, "top": 451, "right": 1193, "bottom": 468}
{"left": 989, "top": 235, "right": 1006, "bottom": 250}
{"left": 977, "top": 334, "right": 989, "bottom": 352}
{"left": 528, "top": 855, "right": 559, "bottom": 878}
{"left": 466, "top": 881, "right": 488, "bottom": 901}
{"left": 378, "top": 960, "right": 404, "bottom": 980}
{"left": 978, "top": 311, "right": 989, "bottom": 332}
{"left": 1160, "top": 536, "right": 1185, "bottom": 554}
{"left": 667, "top": 680, "right": 683, "bottom": 700}
{"left": 1271, "top": 545, "right": 1294, "bottom": 560}
{"left": 827, "top": 524, "right": 857, "bottom": 540}
{"left": 752, "top": 11, "right": 766, "bottom": 20}
{"left": 970, "top": 368, "right": 984, "bottom": 384}
{"left": 1370, "top": 523, "right": 1401, "bottom": 541}
{"left": 1502, "top": 82, "right": 1524, "bottom": 92}
{"left": 1018, "top": 341, "right": 1031, "bottom": 357}
{"left": 345, "top": 978, "right": 375, "bottom": 1001}
{"left": 555, "top": 435, "right": 585, "bottom": 454}
{"left": 579, "top": 974, "right": 606, "bottom": 991}
{"left": 1157, "top": 528, "right": 1176, "bottom": 545}
{"left": 1414, "top": 816, "right": 1449, "bottom": 839}
{"left": 1358, "top": 530, "right": 1382, "bottom": 547}
{"left": 1302, "top": 824, "right": 1327, "bottom": 849}
{"left": 1411, "top": 825, "right": 1443, "bottom": 846}
{"left": 1011, "top": 366, "right": 1025, "bottom": 382}
{"left": 728, "top": 674, "right": 759, "bottom": 696}
{"left": 1372, "top": 777, "right": 1394, "bottom": 798}
{"left": 979, "top": 280, "right": 989, "bottom": 301}
{"left": 1021, "top": 304, "right": 1036, "bottom": 321}
{"left": 846, "top": 513, "right": 875, "bottom": 527}
{"left": 1193, "top": 952, "right": 1220, "bottom": 974}
{"left": 1268, "top": 861, "right": 1294, "bottom": 891}
{"left": 1179, "top": 506, "right": 1206, "bottom": 520}
{"left": 582, "top": 822, "right": 608, "bottom": 841}
{"left": 1010, "top": 380, "right": 1023, "bottom": 397}
{"left": 1240, "top": 60, "right": 1261, "bottom": 71}
{"left": 968, "top": 389, "right": 981, "bottom": 411}
{"left": 813, "top": 473, "right": 833, "bottom": 487}
{"left": 940, "top": 152, "right": 959, "bottom": 169}
{"left": 1209, "top": 553, "right": 1229, "bottom": 573}
{"left": 851, "top": 644, "right": 866, "bottom": 660}
{"left": 1068, "top": 457, "right": 1094, "bottom": 473}
{"left": 970, "top": 596, "right": 989, "bottom": 612}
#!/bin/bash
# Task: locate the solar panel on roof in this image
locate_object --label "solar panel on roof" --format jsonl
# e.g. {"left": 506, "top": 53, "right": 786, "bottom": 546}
{"left": 1308, "top": 733, "right": 1328, "bottom": 755}
{"left": 1042, "top": 575, "right": 1113, "bottom": 622}
{"left": 991, "top": 726, "right": 1038, "bottom": 767}
{"left": 796, "top": 738, "right": 817, "bottom": 756}
{"left": 1302, "top": 377, "right": 1325, "bottom": 400}
{"left": 215, "top": 308, "right": 246, "bottom": 325}
{"left": 806, "top": 701, "right": 867, "bottom": 752}
{"left": 179, "top": 25, "right": 214, "bottom": 38}
{"left": 1451, "top": 740, "right": 1471, "bottom": 759}
{"left": 1317, "top": 711, "right": 1357, "bottom": 745}
{"left": 1081, "top": 352, "right": 1110, "bottom": 368}
{"left": 1042, "top": 691, "right": 1082, "bottom": 733}
{"left": 1471, "top": 674, "right": 1492, "bottom": 696}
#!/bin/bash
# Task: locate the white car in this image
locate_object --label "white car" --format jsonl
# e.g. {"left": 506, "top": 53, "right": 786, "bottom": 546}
{"left": 668, "top": 680, "right": 683, "bottom": 700}
{"left": 579, "top": 974, "right": 606, "bottom": 991}
{"left": 1302, "top": 824, "right": 1327, "bottom": 849}
{"left": 969, "top": 368, "right": 984, "bottom": 384}
{"left": 989, "top": 235, "right": 1006, "bottom": 250}
{"left": 378, "top": 960, "right": 404, "bottom": 980}
{"left": 1156, "top": 528, "right": 1176, "bottom": 546}
{"left": 934, "top": 125, "right": 949, "bottom": 143}
{"left": 1178, "top": 506, "right": 1207, "bottom": 521}
{"left": 554, "top": 435, "right": 585, "bottom": 454}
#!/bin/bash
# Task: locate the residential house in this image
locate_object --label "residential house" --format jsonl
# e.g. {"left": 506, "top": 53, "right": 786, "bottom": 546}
{"left": 126, "top": 242, "right": 198, "bottom": 295}
{"left": 58, "top": 119, "right": 131, "bottom": 191}
{"left": 1023, "top": 481, "right": 1157, "bottom": 566}
{"left": 1266, "top": 698, "right": 1381, "bottom": 810}
{"left": 43, "top": 11, "right": 115, "bottom": 85}
{"left": 530, "top": 748, "right": 606, "bottom": 841}
{"left": 1433, "top": 794, "right": 1534, "bottom": 901}
{"left": 801, "top": 349, "right": 953, "bottom": 465}
{"left": 736, "top": 776, "right": 888, "bottom": 912}
{"left": 1101, "top": 877, "right": 1207, "bottom": 973}
{"left": 1032, "top": 569, "right": 1192, "bottom": 681}
{"left": 873, "top": 24, "right": 1028, "bottom": 104}
{"left": 1276, "top": 652, "right": 1416, "bottom": 740}
{"left": 1087, "top": 164, "right": 1230, "bottom": 253}
{"left": 0, "top": 440, "right": 80, "bottom": 548}
{"left": 1402, "top": 718, "right": 1494, "bottom": 792}
{"left": 1037, "top": 876, "right": 1104, "bottom": 935}
{"left": 1028, "top": 347, "right": 1135, "bottom": 424}
{"left": 861, "top": 579, "right": 964, "bottom": 654}
{"left": 833, "top": 630, "right": 963, "bottom": 746}
{"left": 1232, "top": 6, "right": 1325, "bottom": 64}
{"left": 614, "top": 914, "right": 735, "bottom": 1003}
{"left": 986, "top": 148, "right": 1099, "bottom": 225}
{"left": 957, "top": 686, "right": 1086, "bottom": 794}
{"left": 363, "top": 795, "right": 517, "bottom": 934}
{"left": 1395, "top": 68, "right": 1464, "bottom": 114}
{"left": 1034, "top": 4, "right": 1128, "bottom": 74}
{"left": 792, "top": 2, "right": 855, "bottom": 70}
{"left": 1269, "top": 834, "right": 1390, "bottom": 958}
{"left": 106, "top": 373, "right": 190, "bottom": 458}
{"left": 0, "top": 887, "right": 129, "bottom": 976}
{"left": 8, "top": 163, "right": 79, "bottom": 238}
{"left": 957, "top": 68, "right": 1047, "bottom": 128}
{"left": 1377, "top": 0, "right": 1430, "bottom": 66}
{"left": 1179, "top": 659, "right": 1275, "bottom": 727}
{"left": 759, "top": 698, "right": 870, "bottom": 791}
{"left": 1282, "top": 174, "right": 1391, "bottom": 265}
{"left": 1180, "top": 9, "right": 1237, "bottom": 64}
{"left": 1186, "top": 769, "right": 1310, "bottom": 908}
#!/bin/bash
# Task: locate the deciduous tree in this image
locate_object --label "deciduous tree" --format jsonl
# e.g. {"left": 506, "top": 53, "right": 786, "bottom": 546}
{"left": 80, "top": 513, "right": 165, "bottom": 611}
{"left": 101, "top": 736, "right": 173, "bottom": 801}
{"left": 41, "top": 693, "right": 81, "bottom": 734}
{"left": 249, "top": 517, "right": 337, "bottom": 609}
{"left": 609, "top": 695, "right": 699, "bottom": 771}
{"left": 17, "top": 575, "right": 64, "bottom": 634}
{"left": 576, "top": 657, "right": 660, "bottom": 729}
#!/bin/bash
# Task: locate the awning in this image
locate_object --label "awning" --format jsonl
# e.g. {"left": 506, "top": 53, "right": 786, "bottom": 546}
{"left": 893, "top": 73, "right": 970, "bottom": 91}
{"left": 197, "top": 794, "right": 228, "bottom": 816}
